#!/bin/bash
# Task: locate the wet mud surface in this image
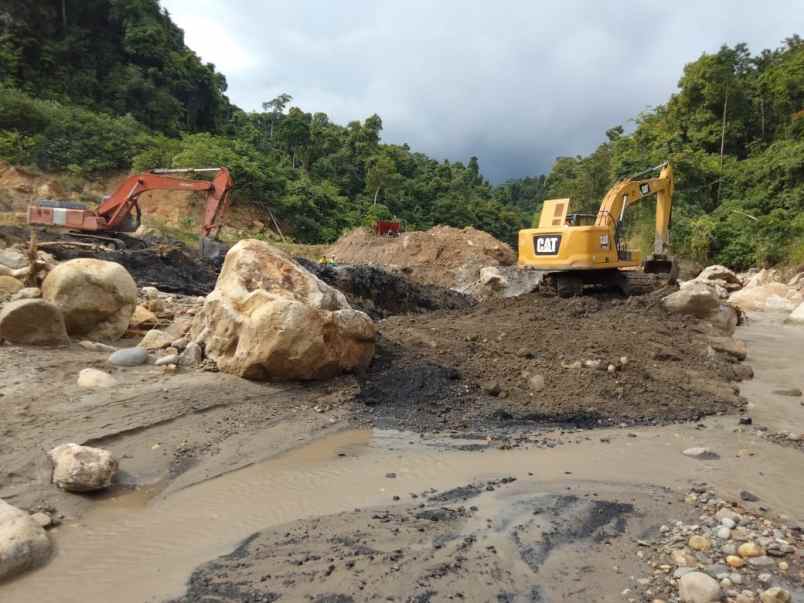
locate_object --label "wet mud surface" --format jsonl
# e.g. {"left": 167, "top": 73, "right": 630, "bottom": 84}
{"left": 171, "top": 480, "right": 676, "bottom": 603}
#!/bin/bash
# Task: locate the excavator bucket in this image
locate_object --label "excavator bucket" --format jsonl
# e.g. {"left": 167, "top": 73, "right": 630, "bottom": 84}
{"left": 199, "top": 236, "right": 230, "bottom": 264}
{"left": 644, "top": 254, "right": 679, "bottom": 282}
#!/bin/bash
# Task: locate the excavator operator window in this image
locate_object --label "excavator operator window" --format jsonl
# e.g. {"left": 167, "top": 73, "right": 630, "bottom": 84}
{"left": 566, "top": 213, "right": 596, "bottom": 226}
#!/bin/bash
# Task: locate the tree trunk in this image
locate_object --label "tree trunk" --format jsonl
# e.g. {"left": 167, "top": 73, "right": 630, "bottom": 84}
{"left": 373, "top": 187, "right": 380, "bottom": 206}
{"left": 61, "top": 0, "right": 67, "bottom": 31}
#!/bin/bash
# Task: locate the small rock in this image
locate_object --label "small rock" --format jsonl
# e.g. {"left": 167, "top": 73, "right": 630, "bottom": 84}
{"left": 678, "top": 571, "right": 721, "bottom": 602}
{"left": 772, "top": 388, "right": 801, "bottom": 397}
{"left": 689, "top": 535, "right": 712, "bottom": 552}
{"left": 109, "top": 347, "right": 148, "bottom": 367}
{"left": 77, "top": 368, "right": 118, "bottom": 389}
{"left": 138, "top": 329, "right": 173, "bottom": 350}
{"left": 583, "top": 359, "right": 602, "bottom": 369}
{"left": 715, "top": 508, "right": 741, "bottom": 523}
{"left": 721, "top": 517, "right": 736, "bottom": 529}
{"left": 777, "top": 561, "right": 788, "bottom": 571}
{"left": 683, "top": 447, "right": 718, "bottom": 459}
{"left": 561, "top": 360, "right": 582, "bottom": 369}
{"left": 738, "top": 416, "right": 752, "bottom": 425}
{"left": 78, "top": 340, "right": 117, "bottom": 353}
{"left": 155, "top": 354, "right": 179, "bottom": 366}
{"left": 607, "top": 364, "right": 616, "bottom": 373}
{"left": 737, "top": 542, "right": 764, "bottom": 558}
{"left": 483, "top": 382, "right": 502, "bottom": 396}
{"left": 177, "top": 342, "right": 203, "bottom": 367}
{"left": 385, "top": 472, "right": 397, "bottom": 479}
{"left": 672, "top": 549, "right": 698, "bottom": 566}
{"left": 759, "top": 587, "right": 791, "bottom": 603}
{"left": 717, "top": 527, "right": 732, "bottom": 540}
{"left": 747, "top": 555, "right": 774, "bottom": 567}
{"left": 48, "top": 443, "right": 118, "bottom": 492}
{"left": 528, "top": 374, "right": 545, "bottom": 393}
{"left": 727, "top": 555, "right": 746, "bottom": 568}
{"left": 619, "top": 356, "right": 628, "bottom": 366}
{"left": 29, "top": 512, "right": 52, "bottom": 528}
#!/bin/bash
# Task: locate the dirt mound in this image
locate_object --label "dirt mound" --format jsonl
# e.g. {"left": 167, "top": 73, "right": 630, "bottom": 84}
{"left": 298, "top": 258, "right": 474, "bottom": 319}
{"left": 327, "top": 226, "right": 515, "bottom": 290}
{"left": 356, "top": 293, "right": 744, "bottom": 430}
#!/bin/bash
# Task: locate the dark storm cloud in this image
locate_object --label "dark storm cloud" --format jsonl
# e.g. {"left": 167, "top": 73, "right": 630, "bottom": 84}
{"left": 162, "top": 0, "right": 800, "bottom": 182}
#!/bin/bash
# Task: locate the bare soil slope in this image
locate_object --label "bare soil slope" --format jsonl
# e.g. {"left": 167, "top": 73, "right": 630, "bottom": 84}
{"left": 328, "top": 226, "right": 515, "bottom": 290}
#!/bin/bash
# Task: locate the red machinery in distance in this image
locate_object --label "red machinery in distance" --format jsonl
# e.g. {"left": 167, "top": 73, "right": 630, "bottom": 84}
{"left": 27, "top": 167, "right": 233, "bottom": 256}
{"left": 373, "top": 220, "right": 401, "bottom": 236}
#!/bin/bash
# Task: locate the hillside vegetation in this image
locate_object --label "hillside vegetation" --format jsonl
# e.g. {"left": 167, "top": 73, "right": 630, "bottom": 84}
{"left": 0, "top": 1, "right": 801, "bottom": 266}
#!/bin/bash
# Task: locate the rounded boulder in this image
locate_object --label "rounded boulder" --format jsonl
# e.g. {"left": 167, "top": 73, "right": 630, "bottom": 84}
{"left": 42, "top": 258, "right": 137, "bottom": 340}
{"left": 0, "top": 499, "right": 51, "bottom": 581}
{"left": 48, "top": 443, "right": 119, "bottom": 492}
{"left": 0, "top": 299, "right": 69, "bottom": 345}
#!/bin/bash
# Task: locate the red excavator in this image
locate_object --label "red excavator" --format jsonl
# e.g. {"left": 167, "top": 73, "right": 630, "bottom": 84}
{"left": 27, "top": 167, "right": 233, "bottom": 259}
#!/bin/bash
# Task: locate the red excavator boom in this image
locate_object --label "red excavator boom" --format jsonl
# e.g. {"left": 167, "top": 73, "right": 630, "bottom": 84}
{"left": 28, "top": 167, "right": 233, "bottom": 239}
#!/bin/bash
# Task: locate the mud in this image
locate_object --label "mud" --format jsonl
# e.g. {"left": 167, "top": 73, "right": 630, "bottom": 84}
{"left": 298, "top": 259, "right": 474, "bottom": 319}
{"left": 355, "top": 293, "right": 745, "bottom": 431}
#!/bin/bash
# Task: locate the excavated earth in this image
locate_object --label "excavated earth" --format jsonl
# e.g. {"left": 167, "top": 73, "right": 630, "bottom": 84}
{"left": 354, "top": 291, "right": 745, "bottom": 431}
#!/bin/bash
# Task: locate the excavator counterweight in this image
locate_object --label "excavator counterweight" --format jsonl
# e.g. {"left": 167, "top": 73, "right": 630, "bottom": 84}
{"left": 517, "top": 163, "right": 676, "bottom": 296}
{"left": 27, "top": 167, "right": 234, "bottom": 260}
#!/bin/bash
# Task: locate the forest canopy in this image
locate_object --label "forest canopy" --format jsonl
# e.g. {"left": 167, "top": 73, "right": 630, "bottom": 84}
{"left": 0, "top": 1, "right": 801, "bottom": 265}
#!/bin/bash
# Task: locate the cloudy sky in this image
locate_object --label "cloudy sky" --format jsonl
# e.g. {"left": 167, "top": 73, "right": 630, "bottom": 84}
{"left": 161, "top": 0, "right": 800, "bottom": 182}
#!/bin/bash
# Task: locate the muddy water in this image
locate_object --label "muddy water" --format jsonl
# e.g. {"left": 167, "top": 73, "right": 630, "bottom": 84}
{"left": 3, "top": 316, "right": 804, "bottom": 603}
{"left": 737, "top": 311, "right": 804, "bottom": 434}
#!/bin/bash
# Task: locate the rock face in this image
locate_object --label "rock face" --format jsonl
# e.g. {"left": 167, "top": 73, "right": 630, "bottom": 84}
{"left": 48, "top": 443, "right": 118, "bottom": 492}
{"left": 192, "top": 239, "right": 376, "bottom": 381}
{"left": 0, "top": 299, "right": 70, "bottom": 345}
{"left": 42, "top": 259, "right": 138, "bottom": 340}
{"left": 0, "top": 499, "right": 51, "bottom": 581}
{"left": 678, "top": 571, "right": 721, "bottom": 602}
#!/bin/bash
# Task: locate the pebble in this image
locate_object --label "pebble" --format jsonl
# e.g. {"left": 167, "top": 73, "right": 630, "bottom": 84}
{"left": 715, "top": 508, "right": 741, "bottom": 524}
{"left": 155, "top": 354, "right": 178, "bottom": 366}
{"left": 672, "top": 549, "right": 698, "bottom": 566}
{"left": 689, "top": 535, "right": 712, "bottom": 552}
{"left": 747, "top": 555, "right": 774, "bottom": 567}
{"left": 777, "top": 561, "right": 788, "bottom": 571}
{"left": 683, "top": 447, "right": 716, "bottom": 459}
{"left": 716, "top": 527, "right": 732, "bottom": 540}
{"left": 583, "top": 359, "right": 601, "bottom": 369}
{"left": 722, "top": 543, "right": 738, "bottom": 555}
{"left": 726, "top": 555, "right": 746, "bottom": 568}
{"left": 77, "top": 368, "right": 119, "bottom": 389}
{"left": 79, "top": 340, "right": 117, "bottom": 353}
{"left": 720, "top": 517, "right": 736, "bottom": 529}
{"left": 759, "top": 587, "right": 791, "bottom": 603}
{"left": 737, "top": 542, "right": 764, "bottom": 558}
{"left": 30, "top": 512, "right": 52, "bottom": 528}
{"left": 739, "top": 490, "right": 760, "bottom": 502}
{"left": 678, "top": 571, "right": 721, "bottom": 603}
{"left": 108, "top": 347, "right": 148, "bottom": 367}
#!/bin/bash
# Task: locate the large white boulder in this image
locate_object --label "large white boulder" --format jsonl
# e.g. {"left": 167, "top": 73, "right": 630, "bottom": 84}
{"left": 0, "top": 299, "right": 70, "bottom": 345}
{"left": 191, "top": 239, "right": 376, "bottom": 381}
{"left": 744, "top": 268, "right": 780, "bottom": 289}
{"left": 48, "top": 443, "right": 118, "bottom": 492}
{"left": 0, "top": 499, "right": 51, "bottom": 581}
{"left": 785, "top": 302, "right": 804, "bottom": 325}
{"left": 42, "top": 259, "right": 137, "bottom": 340}
{"left": 729, "top": 283, "right": 802, "bottom": 312}
{"left": 695, "top": 264, "right": 743, "bottom": 291}
{"left": 662, "top": 283, "right": 720, "bottom": 318}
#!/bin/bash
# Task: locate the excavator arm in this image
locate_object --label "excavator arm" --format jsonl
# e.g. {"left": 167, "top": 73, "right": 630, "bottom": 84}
{"left": 595, "top": 162, "right": 673, "bottom": 256}
{"left": 29, "top": 167, "right": 233, "bottom": 253}
{"left": 96, "top": 168, "right": 233, "bottom": 238}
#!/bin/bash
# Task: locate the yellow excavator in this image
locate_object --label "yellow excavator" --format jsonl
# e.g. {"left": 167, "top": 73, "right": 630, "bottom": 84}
{"left": 518, "top": 162, "right": 677, "bottom": 296}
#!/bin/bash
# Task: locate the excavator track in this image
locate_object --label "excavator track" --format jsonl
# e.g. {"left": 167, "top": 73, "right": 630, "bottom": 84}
{"left": 614, "top": 271, "right": 661, "bottom": 296}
